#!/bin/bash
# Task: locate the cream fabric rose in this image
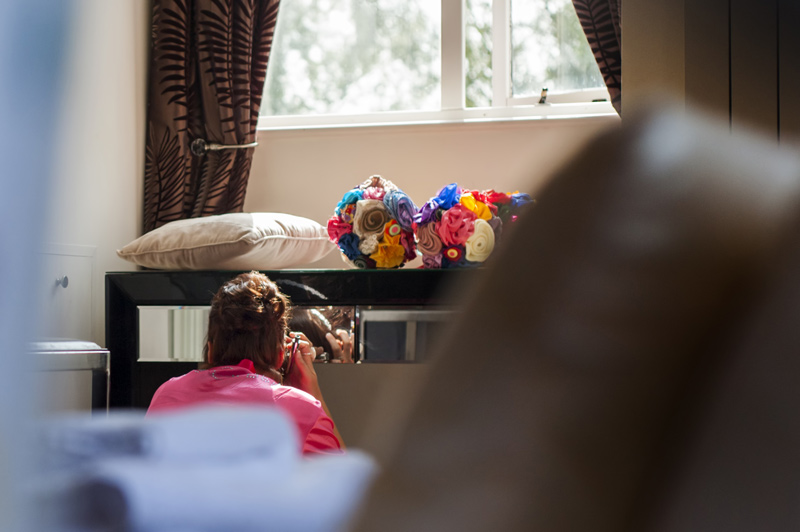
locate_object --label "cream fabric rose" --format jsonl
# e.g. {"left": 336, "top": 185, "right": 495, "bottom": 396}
{"left": 353, "top": 200, "right": 389, "bottom": 238}
{"left": 416, "top": 222, "right": 443, "bottom": 256}
{"left": 465, "top": 218, "right": 495, "bottom": 262}
{"left": 358, "top": 233, "right": 380, "bottom": 255}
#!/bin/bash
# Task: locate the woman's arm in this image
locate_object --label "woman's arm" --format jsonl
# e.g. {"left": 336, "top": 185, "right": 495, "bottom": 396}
{"left": 284, "top": 334, "right": 346, "bottom": 449}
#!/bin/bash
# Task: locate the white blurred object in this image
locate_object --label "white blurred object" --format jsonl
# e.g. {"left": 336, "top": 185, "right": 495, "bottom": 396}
{"left": 33, "top": 406, "right": 378, "bottom": 532}
{"left": 0, "top": 1, "right": 73, "bottom": 530}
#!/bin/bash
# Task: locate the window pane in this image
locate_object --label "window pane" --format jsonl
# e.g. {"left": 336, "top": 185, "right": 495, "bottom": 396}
{"left": 261, "top": 0, "right": 441, "bottom": 116}
{"left": 510, "top": 0, "right": 603, "bottom": 97}
{"left": 465, "top": 0, "right": 492, "bottom": 108}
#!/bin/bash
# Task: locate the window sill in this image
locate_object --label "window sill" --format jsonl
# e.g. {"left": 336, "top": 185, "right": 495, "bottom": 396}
{"left": 256, "top": 101, "right": 619, "bottom": 132}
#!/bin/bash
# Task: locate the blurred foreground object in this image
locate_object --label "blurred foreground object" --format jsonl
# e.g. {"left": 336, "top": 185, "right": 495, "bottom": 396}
{"left": 0, "top": 1, "right": 72, "bottom": 530}
{"left": 33, "top": 406, "right": 376, "bottom": 532}
{"left": 355, "top": 105, "right": 800, "bottom": 532}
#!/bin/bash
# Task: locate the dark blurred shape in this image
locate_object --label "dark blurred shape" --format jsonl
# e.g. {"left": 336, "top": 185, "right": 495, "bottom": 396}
{"left": 354, "top": 104, "right": 800, "bottom": 532}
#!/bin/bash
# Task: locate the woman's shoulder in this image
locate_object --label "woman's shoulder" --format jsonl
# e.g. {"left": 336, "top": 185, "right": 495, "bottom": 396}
{"left": 272, "top": 385, "right": 324, "bottom": 410}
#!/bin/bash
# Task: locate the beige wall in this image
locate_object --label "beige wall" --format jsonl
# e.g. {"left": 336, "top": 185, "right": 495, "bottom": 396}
{"left": 245, "top": 116, "right": 618, "bottom": 268}
{"left": 45, "top": 0, "right": 150, "bottom": 345}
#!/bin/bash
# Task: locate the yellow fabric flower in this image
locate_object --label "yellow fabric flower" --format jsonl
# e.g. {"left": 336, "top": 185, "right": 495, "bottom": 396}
{"left": 370, "top": 241, "right": 406, "bottom": 268}
{"left": 460, "top": 193, "right": 492, "bottom": 220}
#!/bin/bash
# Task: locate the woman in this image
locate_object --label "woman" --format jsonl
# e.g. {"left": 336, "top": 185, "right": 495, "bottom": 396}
{"left": 147, "top": 271, "right": 344, "bottom": 455}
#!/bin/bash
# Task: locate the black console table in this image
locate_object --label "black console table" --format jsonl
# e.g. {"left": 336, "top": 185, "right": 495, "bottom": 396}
{"left": 106, "top": 269, "right": 467, "bottom": 409}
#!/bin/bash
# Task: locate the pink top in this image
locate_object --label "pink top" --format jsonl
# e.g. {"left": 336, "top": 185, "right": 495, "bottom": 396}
{"left": 147, "top": 360, "right": 342, "bottom": 455}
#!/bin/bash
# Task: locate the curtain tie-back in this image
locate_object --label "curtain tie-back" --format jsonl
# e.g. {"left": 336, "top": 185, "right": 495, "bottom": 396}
{"left": 190, "top": 138, "right": 259, "bottom": 157}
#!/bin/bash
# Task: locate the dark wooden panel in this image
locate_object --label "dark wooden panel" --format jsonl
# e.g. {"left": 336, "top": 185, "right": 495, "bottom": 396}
{"left": 730, "top": 0, "right": 779, "bottom": 138}
{"left": 778, "top": 0, "right": 800, "bottom": 147}
{"left": 685, "top": 0, "right": 730, "bottom": 121}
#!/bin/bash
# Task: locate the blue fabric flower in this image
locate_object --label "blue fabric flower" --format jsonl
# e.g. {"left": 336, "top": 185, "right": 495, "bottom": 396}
{"left": 443, "top": 255, "right": 473, "bottom": 269}
{"left": 510, "top": 192, "right": 532, "bottom": 209}
{"left": 337, "top": 233, "right": 362, "bottom": 261}
{"left": 384, "top": 190, "right": 417, "bottom": 232}
{"left": 336, "top": 188, "right": 364, "bottom": 215}
{"left": 435, "top": 183, "right": 460, "bottom": 210}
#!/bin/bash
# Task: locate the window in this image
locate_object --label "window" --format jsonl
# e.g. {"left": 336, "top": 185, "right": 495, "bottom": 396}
{"left": 259, "top": 0, "right": 613, "bottom": 129}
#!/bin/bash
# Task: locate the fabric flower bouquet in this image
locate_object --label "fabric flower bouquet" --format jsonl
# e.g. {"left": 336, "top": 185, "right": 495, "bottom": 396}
{"left": 328, "top": 177, "right": 532, "bottom": 269}
{"left": 327, "top": 175, "right": 418, "bottom": 269}
{"left": 414, "top": 183, "right": 532, "bottom": 269}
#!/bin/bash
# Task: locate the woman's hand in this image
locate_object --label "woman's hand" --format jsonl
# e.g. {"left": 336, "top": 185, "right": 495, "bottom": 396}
{"left": 283, "top": 333, "right": 323, "bottom": 396}
{"left": 326, "top": 329, "right": 354, "bottom": 363}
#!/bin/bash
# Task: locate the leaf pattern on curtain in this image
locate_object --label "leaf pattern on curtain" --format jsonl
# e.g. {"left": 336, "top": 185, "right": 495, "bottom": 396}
{"left": 144, "top": 125, "right": 185, "bottom": 232}
{"left": 143, "top": 0, "right": 281, "bottom": 233}
{"left": 572, "top": 0, "right": 621, "bottom": 114}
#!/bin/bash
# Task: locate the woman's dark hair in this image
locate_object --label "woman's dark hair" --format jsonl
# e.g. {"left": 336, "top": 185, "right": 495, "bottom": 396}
{"left": 289, "top": 307, "right": 334, "bottom": 355}
{"left": 203, "top": 271, "right": 291, "bottom": 372}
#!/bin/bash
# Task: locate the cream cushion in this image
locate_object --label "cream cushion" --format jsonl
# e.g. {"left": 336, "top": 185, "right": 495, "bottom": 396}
{"left": 117, "top": 213, "right": 335, "bottom": 270}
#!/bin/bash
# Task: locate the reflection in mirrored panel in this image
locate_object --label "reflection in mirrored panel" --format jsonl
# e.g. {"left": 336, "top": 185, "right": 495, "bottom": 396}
{"left": 138, "top": 305, "right": 455, "bottom": 364}
{"left": 138, "top": 305, "right": 357, "bottom": 363}
{"left": 358, "top": 307, "right": 455, "bottom": 363}
{"left": 138, "top": 306, "right": 209, "bottom": 362}
{"left": 289, "top": 306, "right": 355, "bottom": 362}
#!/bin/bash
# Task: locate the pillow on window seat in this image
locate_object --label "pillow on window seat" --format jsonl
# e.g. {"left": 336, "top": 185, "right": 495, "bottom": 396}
{"left": 117, "top": 213, "right": 335, "bottom": 270}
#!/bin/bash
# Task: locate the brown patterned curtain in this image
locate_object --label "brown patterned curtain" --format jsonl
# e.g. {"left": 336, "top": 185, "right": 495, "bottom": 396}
{"left": 143, "top": 0, "right": 280, "bottom": 233}
{"left": 573, "top": 0, "right": 621, "bottom": 114}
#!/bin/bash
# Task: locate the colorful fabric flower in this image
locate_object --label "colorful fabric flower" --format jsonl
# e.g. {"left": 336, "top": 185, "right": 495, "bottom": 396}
{"left": 436, "top": 204, "right": 477, "bottom": 246}
{"left": 487, "top": 215, "right": 503, "bottom": 241}
{"left": 416, "top": 222, "right": 443, "bottom": 256}
{"left": 352, "top": 199, "right": 389, "bottom": 238}
{"left": 422, "top": 254, "right": 442, "bottom": 269}
{"left": 384, "top": 220, "right": 402, "bottom": 238}
{"left": 510, "top": 192, "right": 533, "bottom": 209}
{"left": 358, "top": 233, "right": 380, "bottom": 255}
{"left": 370, "top": 241, "right": 406, "bottom": 269}
{"left": 399, "top": 230, "right": 417, "bottom": 261}
{"left": 384, "top": 190, "right": 417, "bottom": 231}
{"left": 483, "top": 189, "right": 511, "bottom": 205}
{"left": 340, "top": 203, "right": 356, "bottom": 224}
{"left": 443, "top": 246, "right": 463, "bottom": 262}
{"left": 337, "top": 233, "right": 361, "bottom": 261}
{"left": 331, "top": 175, "right": 417, "bottom": 269}
{"left": 459, "top": 192, "right": 493, "bottom": 221}
{"left": 352, "top": 257, "right": 370, "bottom": 269}
{"left": 362, "top": 186, "right": 386, "bottom": 200}
{"left": 434, "top": 183, "right": 460, "bottom": 210}
{"left": 327, "top": 215, "right": 352, "bottom": 242}
{"left": 465, "top": 218, "right": 495, "bottom": 262}
{"left": 336, "top": 188, "right": 363, "bottom": 215}
{"left": 414, "top": 200, "right": 440, "bottom": 225}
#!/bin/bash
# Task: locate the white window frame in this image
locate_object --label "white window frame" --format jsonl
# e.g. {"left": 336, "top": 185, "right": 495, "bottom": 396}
{"left": 257, "top": 0, "right": 616, "bottom": 131}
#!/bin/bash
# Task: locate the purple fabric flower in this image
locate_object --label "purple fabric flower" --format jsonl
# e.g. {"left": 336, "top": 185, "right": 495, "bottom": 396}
{"left": 487, "top": 216, "right": 503, "bottom": 242}
{"left": 384, "top": 190, "right": 417, "bottom": 232}
{"left": 422, "top": 254, "right": 443, "bottom": 269}
{"left": 414, "top": 200, "right": 440, "bottom": 225}
{"left": 337, "top": 233, "right": 362, "bottom": 261}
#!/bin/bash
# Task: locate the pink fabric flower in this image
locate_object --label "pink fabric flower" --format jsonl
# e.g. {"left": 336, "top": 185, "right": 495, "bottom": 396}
{"left": 326, "top": 215, "right": 352, "bottom": 242}
{"left": 435, "top": 204, "right": 477, "bottom": 246}
{"left": 362, "top": 186, "right": 386, "bottom": 200}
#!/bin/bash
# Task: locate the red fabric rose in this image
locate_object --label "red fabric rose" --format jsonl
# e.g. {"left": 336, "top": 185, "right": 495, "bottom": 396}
{"left": 327, "top": 215, "right": 352, "bottom": 242}
{"left": 435, "top": 204, "right": 477, "bottom": 246}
